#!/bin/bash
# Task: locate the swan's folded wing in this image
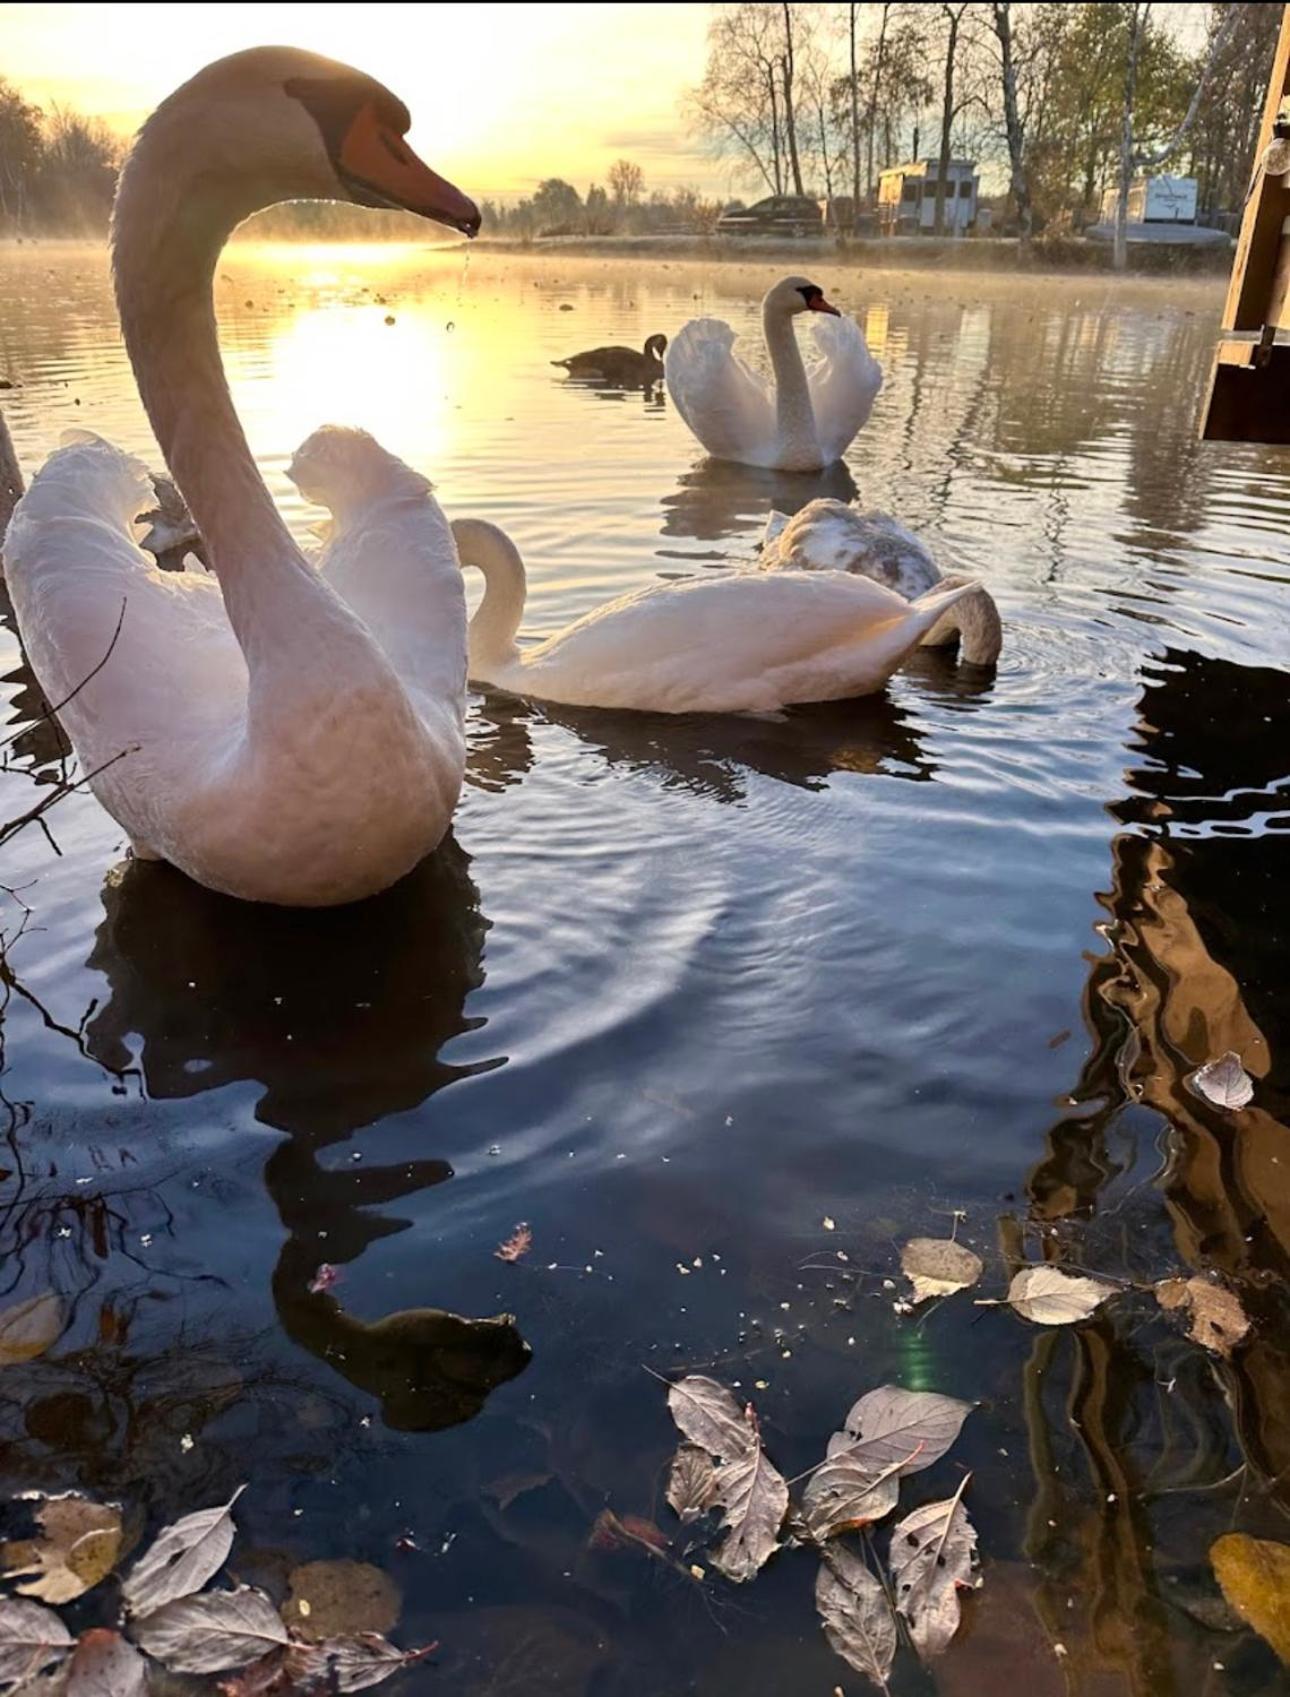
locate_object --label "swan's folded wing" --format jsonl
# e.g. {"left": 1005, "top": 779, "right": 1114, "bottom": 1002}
{"left": 664, "top": 318, "right": 775, "bottom": 463}
{"left": 807, "top": 315, "right": 882, "bottom": 465}
{"left": 4, "top": 436, "right": 243, "bottom": 767}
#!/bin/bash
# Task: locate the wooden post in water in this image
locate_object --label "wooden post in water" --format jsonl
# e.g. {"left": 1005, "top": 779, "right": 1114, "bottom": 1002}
{"left": 1202, "top": 2, "right": 1290, "bottom": 443}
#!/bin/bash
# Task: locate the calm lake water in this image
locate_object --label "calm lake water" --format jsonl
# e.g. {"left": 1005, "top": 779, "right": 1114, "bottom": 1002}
{"left": 1, "top": 245, "right": 1288, "bottom": 1695}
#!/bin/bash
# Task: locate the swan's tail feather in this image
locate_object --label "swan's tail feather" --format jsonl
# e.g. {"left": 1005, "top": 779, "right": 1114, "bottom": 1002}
{"left": 759, "top": 509, "right": 791, "bottom": 555}
{"left": 551, "top": 359, "right": 572, "bottom": 370}
{"left": 903, "top": 577, "right": 980, "bottom": 641}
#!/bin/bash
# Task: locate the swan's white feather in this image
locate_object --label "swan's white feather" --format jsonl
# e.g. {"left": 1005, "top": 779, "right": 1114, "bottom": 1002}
{"left": 805, "top": 316, "right": 884, "bottom": 466}
{"left": 663, "top": 318, "right": 776, "bottom": 466}
{"left": 457, "top": 515, "right": 979, "bottom": 715}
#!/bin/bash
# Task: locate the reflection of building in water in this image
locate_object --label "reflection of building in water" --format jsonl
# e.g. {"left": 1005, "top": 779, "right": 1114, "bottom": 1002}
{"left": 82, "top": 844, "right": 530, "bottom": 1431}
{"left": 1016, "top": 647, "right": 1290, "bottom": 1693}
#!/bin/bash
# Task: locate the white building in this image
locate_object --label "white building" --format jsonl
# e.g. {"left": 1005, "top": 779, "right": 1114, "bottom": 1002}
{"left": 877, "top": 159, "right": 979, "bottom": 235}
{"left": 1099, "top": 174, "right": 1199, "bottom": 225}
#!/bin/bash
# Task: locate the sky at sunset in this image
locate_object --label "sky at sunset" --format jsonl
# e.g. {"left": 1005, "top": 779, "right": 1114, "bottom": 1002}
{"left": 0, "top": 1, "right": 728, "bottom": 200}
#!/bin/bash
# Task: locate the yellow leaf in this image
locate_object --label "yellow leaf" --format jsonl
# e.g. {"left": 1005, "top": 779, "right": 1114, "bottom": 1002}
{"left": 1211, "top": 1533, "right": 1290, "bottom": 1663}
{"left": 0, "top": 1294, "right": 63, "bottom": 1365}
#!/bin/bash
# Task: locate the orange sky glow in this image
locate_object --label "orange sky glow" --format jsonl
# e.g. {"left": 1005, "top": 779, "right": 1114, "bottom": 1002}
{"left": 0, "top": 1, "right": 731, "bottom": 200}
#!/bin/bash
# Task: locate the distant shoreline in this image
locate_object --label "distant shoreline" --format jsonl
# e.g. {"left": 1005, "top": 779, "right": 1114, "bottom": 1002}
{"left": 475, "top": 231, "right": 1233, "bottom": 277}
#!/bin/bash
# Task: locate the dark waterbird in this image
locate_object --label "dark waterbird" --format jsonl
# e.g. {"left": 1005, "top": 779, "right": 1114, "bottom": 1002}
{"left": 552, "top": 332, "right": 667, "bottom": 387}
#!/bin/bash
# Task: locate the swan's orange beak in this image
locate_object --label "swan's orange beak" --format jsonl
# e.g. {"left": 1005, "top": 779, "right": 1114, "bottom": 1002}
{"left": 338, "top": 104, "right": 480, "bottom": 237}
{"left": 809, "top": 293, "right": 841, "bottom": 316}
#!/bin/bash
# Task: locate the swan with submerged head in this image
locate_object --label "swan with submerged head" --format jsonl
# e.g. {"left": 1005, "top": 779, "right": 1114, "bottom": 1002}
{"left": 760, "top": 500, "right": 1003, "bottom": 667}
{"left": 4, "top": 48, "right": 480, "bottom": 906}
{"left": 664, "top": 277, "right": 882, "bottom": 472}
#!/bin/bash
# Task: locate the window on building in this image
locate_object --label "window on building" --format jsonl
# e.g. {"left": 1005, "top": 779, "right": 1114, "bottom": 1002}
{"left": 901, "top": 182, "right": 918, "bottom": 203}
{"left": 959, "top": 181, "right": 974, "bottom": 199}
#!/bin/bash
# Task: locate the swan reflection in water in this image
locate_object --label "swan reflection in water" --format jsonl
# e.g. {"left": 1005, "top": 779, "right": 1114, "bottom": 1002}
{"left": 659, "top": 457, "right": 859, "bottom": 547}
{"left": 82, "top": 840, "right": 530, "bottom": 1432}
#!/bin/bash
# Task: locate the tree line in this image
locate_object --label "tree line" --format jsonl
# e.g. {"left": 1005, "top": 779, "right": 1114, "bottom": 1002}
{"left": 0, "top": 79, "right": 118, "bottom": 233}
{"left": 689, "top": 2, "right": 1281, "bottom": 256}
{"left": 479, "top": 161, "right": 724, "bottom": 239}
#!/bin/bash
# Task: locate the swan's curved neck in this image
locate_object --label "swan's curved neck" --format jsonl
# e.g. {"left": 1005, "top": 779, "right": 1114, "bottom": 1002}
{"left": 763, "top": 301, "right": 816, "bottom": 462}
{"left": 452, "top": 518, "right": 526, "bottom": 672}
{"left": 112, "top": 114, "right": 315, "bottom": 659}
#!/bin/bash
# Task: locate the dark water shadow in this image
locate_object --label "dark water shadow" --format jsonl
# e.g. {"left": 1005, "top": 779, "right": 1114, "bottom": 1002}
{"left": 463, "top": 684, "right": 946, "bottom": 804}
{"left": 80, "top": 844, "right": 531, "bottom": 1431}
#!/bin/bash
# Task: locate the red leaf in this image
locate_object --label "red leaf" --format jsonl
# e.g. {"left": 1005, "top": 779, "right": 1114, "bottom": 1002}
{"left": 494, "top": 1223, "right": 532, "bottom": 1264}
{"left": 308, "top": 1264, "right": 340, "bottom": 1295}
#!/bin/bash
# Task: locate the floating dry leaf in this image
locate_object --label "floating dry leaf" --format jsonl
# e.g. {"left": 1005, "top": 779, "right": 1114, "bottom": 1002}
{"left": 131, "top": 1586, "right": 290, "bottom": 1674}
{"left": 281, "top": 1561, "right": 400, "bottom": 1645}
{"left": 999, "top": 1266, "right": 1117, "bottom": 1326}
{"left": 494, "top": 1223, "right": 532, "bottom": 1264}
{"left": 1188, "top": 1052, "right": 1254, "bottom": 1111}
{"left": 666, "top": 1444, "right": 718, "bottom": 1523}
{"left": 588, "top": 1510, "right": 670, "bottom": 1556}
{"left": 2, "top": 1494, "right": 123, "bottom": 1605}
{"left": 801, "top": 1387, "right": 971, "bottom": 1542}
{"left": 286, "top": 1634, "right": 436, "bottom": 1694}
{"left": 121, "top": 1487, "right": 245, "bottom": 1616}
{"left": 1155, "top": 1275, "right": 1250, "bottom": 1358}
{"left": 708, "top": 1419, "right": 789, "bottom": 1583}
{"left": 64, "top": 1629, "right": 147, "bottom": 1697}
{"left": 900, "top": 1239, "right": 983, "bottom": 1305}
{"left": 1211, "top": 1533, "right": 1290, "bottom": 1664}
{"left": 889, "top": 1480, "right": 980, "bottom": 1659}
{"left": 815, "top": 1545, "right": 896, "bottom": 1693}
{"left": 0, "top": 1599, "right": 73, "bottom": 1687}
{"left": 0, "top": 1295, "right": 64, "bottom": 1368}
{"left": 666, "top": 1375, "right": 753, "bottom": 1461}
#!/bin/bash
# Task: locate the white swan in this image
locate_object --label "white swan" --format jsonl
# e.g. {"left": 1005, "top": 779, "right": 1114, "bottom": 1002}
{"left": 760, "top": 500, "right": 1003, "bottom": 667}
{"left": 3, "top": 48, "right": 482, "bottom": 907}
{"left": 442, "top": 518, "right": 975, "bottom": 715}
{"left": 664, "top": 277, "right": 882, "bottom": 472}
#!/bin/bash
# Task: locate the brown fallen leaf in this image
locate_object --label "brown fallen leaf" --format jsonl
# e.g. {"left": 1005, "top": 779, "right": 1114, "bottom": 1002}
{"left": 122, "top": 1488, "right": 245, "bottom": 1616}
{"left": 0, "top": 1598, "right": 73, "bottom": 1687}
{"left": 2, "top": 1493, "right": 123, "bottom": 1605}
{"left": 666, "top": 1443, "right": 718, "bottom": 1522}
{"left": 0, "top": 1293, "right": 64, "bottom": 1366}
{"left": 281, "top": 1560, "right": 401, "bottom": 1645}
{"left": 815, "top": 1544, "right": 896, "bottom": 1692}
{"left": 494, "top": 1223, "right": 532, "bottom": 1264}
{"left": 708, "top": 1409, "right": 789, "bottom": 1583}
{"left": 900, "top": 1238, "right": 983, "bottom": 1305}
{"left": 131, "top": 1586, "right": 291, "bottom": 1673}
{"left": 1211, "top": 1532, "right": 1290, "bottom": 1663}
{"left": 1188, "top": 1052, "right": 1254, "bottom": 1111}
{"left": 888, "top": 1476, "right": 980, "bottom": 1660}
{"left": 1155, "top": 1275, "right": 1250, "bottom": 1358}
{"left": 65, "top": 1628, "right": 147, "bottom": 1697}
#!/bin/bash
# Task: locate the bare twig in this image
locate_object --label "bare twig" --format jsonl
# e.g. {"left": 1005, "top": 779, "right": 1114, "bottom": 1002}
{"left": 0, "top": 597, "right": 127, "bottom": 752}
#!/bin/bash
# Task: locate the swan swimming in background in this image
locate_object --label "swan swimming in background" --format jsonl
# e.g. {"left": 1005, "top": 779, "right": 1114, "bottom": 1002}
{"left": 552, "top": 333, "right": 667, "bottom": 386}
{"left": 760, "top": 501, "right": 1003, "bottom": 667}
{"left": 442, "top": 517, "right": 975, "bottom": 715}
{"left": 664, "top": 276, "right": 882, "bottom": 472}
{"left": 4, "top": 47, "right": 481, "bottom": 907}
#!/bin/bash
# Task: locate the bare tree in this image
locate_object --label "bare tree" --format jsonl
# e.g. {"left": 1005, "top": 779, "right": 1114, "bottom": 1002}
{"left": 780, "top": 3, "right": 807, "bottom": 197}
{"left": 991, "top": 1, "right": 1032, "bottom": 245}
{"left": 934, "top": 3, "right": 979, "bottom": 235}
{"left": 687, "top": 4, "right": 788, "bottom": 195}
{"left": 607, "top": 159, "right": 644, "bottom": 207}
{"left": 848, "top": 3, "right": 863, "bottom": 219}
{"left": 1112, "top": 1, "right": 1243, "bottom": 269}
{"left": 865, "top": 2, "right": 892, "bottom": 207}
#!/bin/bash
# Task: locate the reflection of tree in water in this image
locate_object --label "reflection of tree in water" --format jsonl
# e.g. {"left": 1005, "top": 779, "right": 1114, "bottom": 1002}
{"left": 78, "top": 843, "right": 530, "bottom": 1432}
{"left": 1014, "top": 647, "right": 1290, "bottom": 1693}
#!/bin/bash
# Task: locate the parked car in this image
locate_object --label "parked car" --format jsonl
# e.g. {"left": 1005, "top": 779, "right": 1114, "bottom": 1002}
{"left": 716, "top": 195, "right": 824, "bottom": 237}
